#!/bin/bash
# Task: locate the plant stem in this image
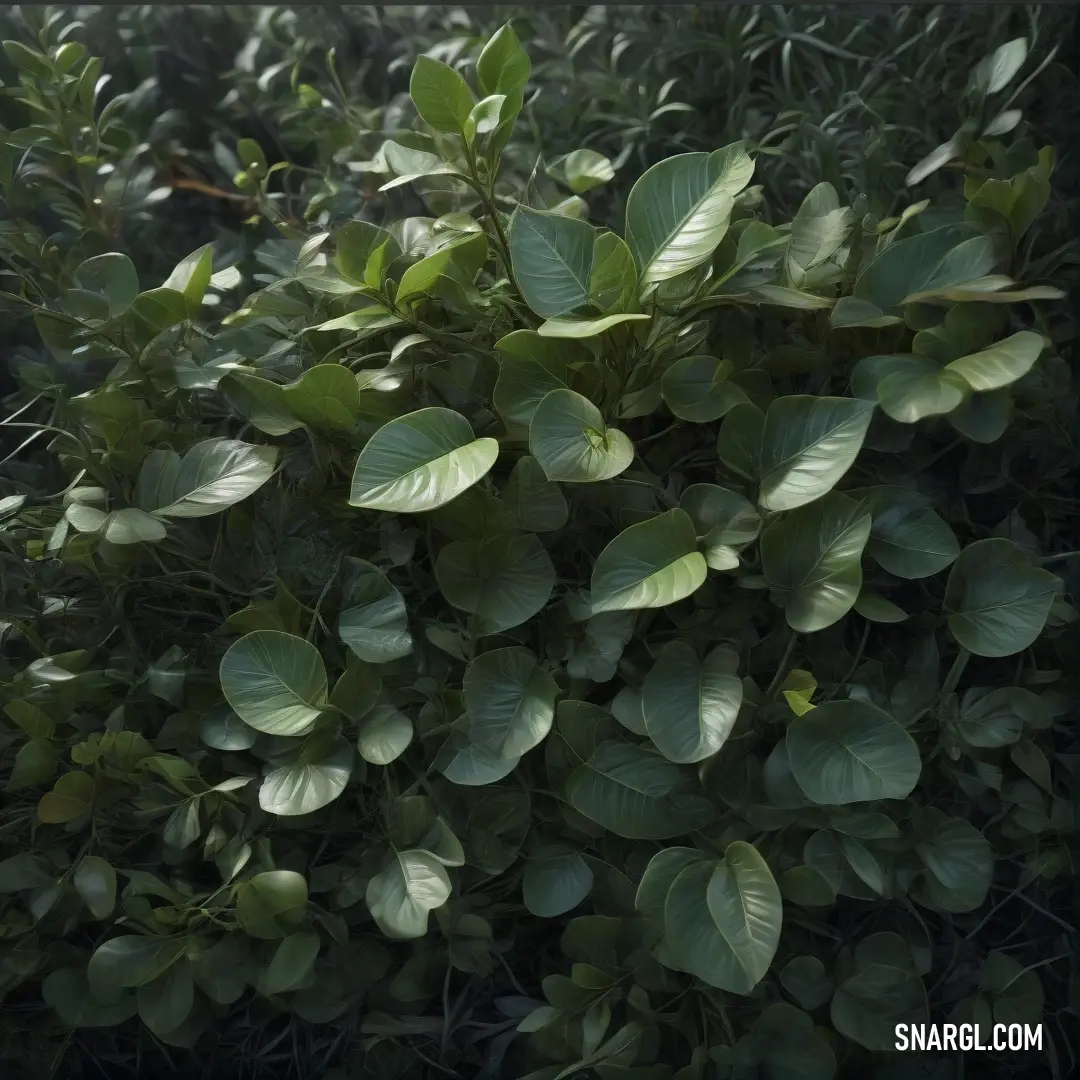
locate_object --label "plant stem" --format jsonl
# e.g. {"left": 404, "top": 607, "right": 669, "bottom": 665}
{"left": 941, "top": 647, "right": 971, "bottom": 697}
{"left": 765, "top": 630, "right": 799, "bottom": 697}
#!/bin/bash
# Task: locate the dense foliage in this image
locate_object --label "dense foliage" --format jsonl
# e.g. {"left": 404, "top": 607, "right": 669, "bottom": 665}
{"left": 1, "top": 7, "right": 1077, "bottom": 1080}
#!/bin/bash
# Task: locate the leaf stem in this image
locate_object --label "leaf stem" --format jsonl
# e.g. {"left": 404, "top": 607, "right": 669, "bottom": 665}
{"left": 940, "top": 647, "right": 971, "bottom": 697}
{"left": 765, "top": 630, "right": 799, "bottom": 697}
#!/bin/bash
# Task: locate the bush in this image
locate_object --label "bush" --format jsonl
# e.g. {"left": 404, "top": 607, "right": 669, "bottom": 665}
{"left": 1, "top": 9, "right": 1077, "bottom": 1080}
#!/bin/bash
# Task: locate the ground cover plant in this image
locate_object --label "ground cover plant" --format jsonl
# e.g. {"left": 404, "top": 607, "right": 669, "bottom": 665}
{"left": 0, "top": 7, "right": 1077, "bottom": 1080}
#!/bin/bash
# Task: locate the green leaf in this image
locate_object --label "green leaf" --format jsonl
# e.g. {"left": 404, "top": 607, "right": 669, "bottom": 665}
{"left": 366, "top": 849, "right": 452, "bottom": 939}
{"left": 831, "top": 964, "right": 928, "bottom": 1052}
{"left": 378, "top": 141, "right": 464, "bottom": 191}
{"left": 74, "top": 253, "right": 140, "bottom": 317}
{"left": 957, "top": 686, "right": 1044, "bottom": 748}
{"left": 219, "top": 630, "right": 328, "bottom": 736}
{"left": 662, "top": 843, "right": 782, "bottom": 993}
{"left": 854, "top": 590, "right": 907, "bottom": 623}
{"left": 464, "top": 647, "right": 559, "bottom": 758}
{"left": 261, "top": 931, "right": 321, "bottom": 996}
{"left": 280, "top": 364, "right": 361, "bottom": 433}
{"left": 137, "top": 964, "right": 193, "bottom": 1036}
{"left": 915, "top": 810, "right": 993, "bottom": 912}
{"left": 715, "top": 402, "right": 765, "bottom": 480}
{"left": 943, "top": 539, "right": 1061, "bottom": 656}
{"left": 529, "top": 389, "right": 633, "bottom": 483}
{"left": 562, "top": 148, "right": 616, "bottom": 194}
{"left": 566, "top": 740, "right": 715, "bottom": 839}
{"left": 503, "top": 456, "right": 569, "bottom": 532}
{"left": 189, "top": 936, "right": 250, "bottom": 1006}
{"left": 661, "top": 355, "right": 741, "bottom": 423}
{"left": 437, "top": 734, "right": 520, "bottom": 786}
{"left": 590, "top": 509, "right": 707, "bottom": 613}
{"left": 357, "top": 705, "right": 413, "bottom": 765}
{"left": 37, "top": 771, "right": 94, "bottom": 824}
{"left": 785, "top": 182, "right": 855, "bottom": 286}
{"left": 338, "top": 559, "right": 413, "bottom": 664}
{"left": 947, "top": 387, "right": 1011, "bottom": 443}
{"left": 350, "top": 408, "right": 498, "bottom": 513}
{"left": 101, "top": 508, "right": 168, "bottom": 545}
{"left": 89, "top": 936, "right": 186, "bottom": 990}
{"left": 161, "top": 244, "right": 214, "bottom": 309}
{"left": 396, "top": 246, "right": 455, "bottom": 304}
{"left": 758, "top": 396, "right": 874, "bottom": 512}
{"left": 588, "top": 232, "right": 637, "bottom": 312}
{"left": 260, "top": 739, "right": 353, "bottom": 815}
{"left": 493, "top": 330, "right": 575, "bottom": 428}
{"left": 200, "top": 707, "right": 256, "bottom": 751}
{"left": 236, "top": 870, "right": 308, "bottom": 939}
{"left": 334, "top": 220, "right": 397, "bottom": 285}
{"left": 780, "top": 956, "right": 834, "bottom": 1011}
{"left": 760, "top": 493, "right": 871, "bottom": 633}
{"left": 679, "top": 484, "right": 762, "bottom": 571}
{"left": 786, "top": 700, "right": 922, "bottom": 805}
{"left": 136, "top": 439, "right": 277, "bottom": 519}
{"left": 5, "top": 738, "right": 58, "bottom": 791}
{"left": 643, "top": 643, "right": 742, "bottom": 763}
{"left": 971, "top": 37, "right": 1027, "bottom": 95}
{"left": 852, "top": 352, "right": 968, "bottom": 423}
{"left": 854, "top": 486, "right": 960, "bottom": 579}
{"left": 163, "top": 801, "right": 200, "bottom": 848}
{"left": 509, "top": 206, "right": 595, "bottom": 318}
{"left": 635, "top": 848, "right": 704, "bottom": 928}
{"left": 943, "top": 331, "right": 1043, "bottom": 391}
{"left": 74, "top": 856, "right": 116, "bottom": 919}
{"left": 840, "top": 224, "right": 990, "bottom": 325}
{"left": 523, "top": 845, "right": 594, "bottom": 917}
{"left": 464, "top": 93, "right": 506, "bottom": 143}
{"left": 625, "top": 145, "right": 755, "bottom": 287}
{"left": 43, "top": 968, "right": 137, "bottom": 1028}
{"left": 476, "top": 23, "right": 531, "bottom": 96}
{"left": 435, "top": 532, "right": 556, "bottom": 634}
{"left": 410, "top": 55, "right": 476, "bottom": 134}
{"left": 536, "top": 313, "right": 650, "bottom": 337}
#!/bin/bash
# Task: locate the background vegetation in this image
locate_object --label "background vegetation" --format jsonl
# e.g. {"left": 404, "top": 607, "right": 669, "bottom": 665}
{"left": 0, "top": 5, "right": 1077, "bottom": 1080}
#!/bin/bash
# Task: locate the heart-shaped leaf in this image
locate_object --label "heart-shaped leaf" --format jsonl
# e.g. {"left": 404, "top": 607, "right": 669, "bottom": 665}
{"left": 529, "top": 389, "right": 634, "bottom": 483}
{"left": 643, "top": 643, "right": 743, "bottom": 763}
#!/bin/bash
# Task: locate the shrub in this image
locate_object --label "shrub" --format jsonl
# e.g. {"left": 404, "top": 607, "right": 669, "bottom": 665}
{"left": 0, "top": 13, "right": 1076, "bottom": 1080}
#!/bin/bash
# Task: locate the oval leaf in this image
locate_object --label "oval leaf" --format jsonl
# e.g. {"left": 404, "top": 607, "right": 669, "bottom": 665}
{"left": 220, "top": 631, "right": 328, "bottom": 736}
{"left": 786, "top": 700, "right": 922, "bottom": 805}
{"left": 464, "top": 647, "right": 559, "bottom": 758}
{"left": 643, "top": 643, "right": 743, "bottom": 763}
{"left": 943, "top": 538, "right": 1060, "bottom": 657}
{"left": 349, "top": 408, "right": 498, "bottom": 513}
{"left": 590, "top": 509, "right": 707, "bottom": 613}
{"left": 758, "top": 396, "right": 874, "bottom": 512}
